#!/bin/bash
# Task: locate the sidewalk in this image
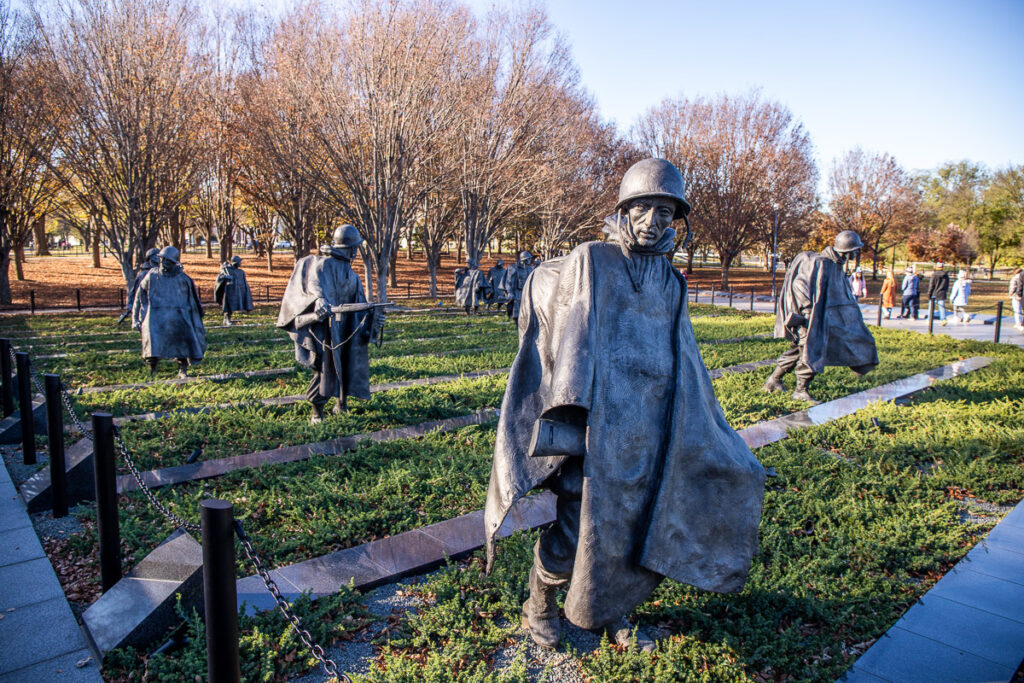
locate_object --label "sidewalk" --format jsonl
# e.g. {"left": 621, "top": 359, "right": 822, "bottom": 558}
{"left": 700, "top": 292, "right": 1024, "bottom": 349}
{"left": 0, "top": 458, "right": 102, "bottom": 681}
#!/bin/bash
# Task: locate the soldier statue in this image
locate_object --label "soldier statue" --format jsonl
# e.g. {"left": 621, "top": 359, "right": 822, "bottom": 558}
{"left": 277, "top": 225, "right": 385, "bottom": 425}
{"left": 502, "top": 250, "right": 534, "bottom": 322}
{"left": 485, "top": 259, "right": 508, "bottom": 311}
{"left": 485, "top": 158, "right": 766, "bottom": 651}
{"left": 214, "top": 255, "right": 254, "bottom": 326}
{"left": 118, "top": 247, "right": 160, "bottom": 324}
{"left": 764, "top": 230, "right": 879, "bottom": 404}
{"left": 132, "top": 246, "right": 206, "bottom": 379}
{"left": 454, "top": 258, "right": 489, "bottom": 316}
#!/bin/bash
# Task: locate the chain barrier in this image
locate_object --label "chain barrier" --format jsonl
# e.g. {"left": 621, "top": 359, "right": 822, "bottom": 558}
{"left": 234, "top": 520, "right": 347, "bottom": 683}
{"left": 9, "top": 340, "right": 348, "bottom": 680}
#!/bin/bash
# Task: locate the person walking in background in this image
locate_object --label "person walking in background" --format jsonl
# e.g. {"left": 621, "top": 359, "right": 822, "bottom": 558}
{"left": 927, "top": 262, "right": 950, "bottom": 326}
{"left": 900, "top": 265, "right": 919, "bottom": 319}
{"left": 1010, "top": 267, "right": 1023, "bottom": 332}
{"left": 849, "top": 267, "right": 867, "bottom": 300}
{"left": 880, "top": 269, "right": 898, "bottom": 319}
{"left": 950, "top": 269, "right": 972, "bottom": 323}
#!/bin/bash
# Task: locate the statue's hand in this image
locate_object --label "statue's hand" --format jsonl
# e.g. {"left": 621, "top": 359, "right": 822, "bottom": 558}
{"left": 132, "top": 321, "right": 141, "bottom": 331}
{"left": 314, "top": 298, "right": 331, "bottom": 320}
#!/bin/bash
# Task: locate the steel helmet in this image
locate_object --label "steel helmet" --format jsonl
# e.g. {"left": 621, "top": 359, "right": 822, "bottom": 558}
{"left": 331, "top": 224, "right": 363, "bottom": 249}
{"left": 518, "top": 250, "right": 532, "bottom": 262}
{"left": 231, "top": 255, "right": 242, "bottom": 266}
{"left": 158, "top": 246, "right": 180, "bottom": 264}
{"left": 615, "top": 158, "right": 691, "bottom": 219}
{"left": 144, "top": 247, "right": 160, "bottom": 263}
{"left": 834, "top": 230, "right": 864, "bottom": 253}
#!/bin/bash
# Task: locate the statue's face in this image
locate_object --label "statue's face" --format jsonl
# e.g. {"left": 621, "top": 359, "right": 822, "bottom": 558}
{"left": 627, "top": 197, "right": 676, "bottom": 248}
{"left": 331, "top": 247, "right": 354, "bottom": 261}
{"left": 160, "top": 259, "right": 176, "bottom": 273}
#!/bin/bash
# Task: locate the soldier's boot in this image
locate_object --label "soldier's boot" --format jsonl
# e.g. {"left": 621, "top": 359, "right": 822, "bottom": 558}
{"left": 176, "top": 359, "right": 189, "bottom": 380}
{"left": 332, "top": 399, "right": 347, "bottom": 416}
{"left": 605, "top": 618, "right": 656, "bottom": 653}
{"left": 148, "top": 358, "right": 159, "bottom": 376}
{"left": 223, "top": 313, "right": 232, "bottom": 326}
{"left": 521, "top": 566, "right": 561, "bottom": 650}
{"left": 310, "top": 403, "right": 325, "bottom": 425}
{"left": 762, "top": 366, "right": 788, "bottom": 393}
{"left": 792, "top": 375, "right": 820, "bottom": 405}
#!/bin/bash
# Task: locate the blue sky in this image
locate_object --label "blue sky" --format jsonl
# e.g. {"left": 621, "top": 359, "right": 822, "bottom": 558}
{"left": 470, "top": 0, "right": 1024, "bottom": 185}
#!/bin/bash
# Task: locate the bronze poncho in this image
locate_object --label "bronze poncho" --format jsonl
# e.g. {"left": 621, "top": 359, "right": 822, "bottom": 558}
{"left": 485, "top": 235, "right": 765, "bottom": 628}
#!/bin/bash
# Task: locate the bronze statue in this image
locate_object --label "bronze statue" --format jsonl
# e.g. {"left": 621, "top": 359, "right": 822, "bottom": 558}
{"left": 485, "top": 158, "right": 766, "bottom": 651}
{"left": 276, "top": 225, "right": 384, "bottom": 425}
{"left": 764, "top": 230, "right": 879, "bottom": 404}
{"left": 454, "top": 258, "right": 489, "bottom": 316}
{"left": 485, "top": 259, "right": 508, "bottom": 310}
{"left": 502, "top": 250, "right": 534, "bottom": 322}
{"left": 131, "top": 246, "right": 206, "bottom": 379}
{"left": 118, "top": 247, "right": 160, "bottom": 324}
{"left": 214, "top": 255, "right": 254, "bottom": 326}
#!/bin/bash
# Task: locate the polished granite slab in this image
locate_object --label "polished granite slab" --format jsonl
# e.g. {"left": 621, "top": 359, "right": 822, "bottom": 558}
{"left": 739, "top": 357, "right": 993, "bottom": 450}
{"left": 116, "top": 409, "right": 500, "bottom": 493}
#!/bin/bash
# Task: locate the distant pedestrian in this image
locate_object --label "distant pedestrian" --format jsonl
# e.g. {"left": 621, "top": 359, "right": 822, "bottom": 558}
{"left": 849, "top": 267, "right": 867, "bottom": 299}
{"left": 927, "top": 262, "right": 950, "bottom": 326}
{"left": 880, "top": 270, "right": 898, "bottom": 318}
{"left": 950, "top": 269, "right": 972, "bottom": 323}
{"left": 1010, "top": 267, "right": 1023, "bottom": 332}
{"left": 900, "top": 265, "right": 920, "bottom": 319}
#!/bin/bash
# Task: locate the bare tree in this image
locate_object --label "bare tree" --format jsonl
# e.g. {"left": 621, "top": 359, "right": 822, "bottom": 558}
{"left": 635, "top": 90, "right": 818, "bottom": 287}
{"left": 33, "top": 0, "right": 209, "bottom": 289}
{"left": 0, "top": 3, "right": 60, "bottom": 302}
{"left": 827, "top": 148, "right": 920, "bottom": 278}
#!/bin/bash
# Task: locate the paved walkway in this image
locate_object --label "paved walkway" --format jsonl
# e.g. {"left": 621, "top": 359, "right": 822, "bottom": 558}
{"left": 842, "top": 498, "right": 1024, "bottom": 682}
{"left": 0, "top": 459, "right": 102, "bottom": 681}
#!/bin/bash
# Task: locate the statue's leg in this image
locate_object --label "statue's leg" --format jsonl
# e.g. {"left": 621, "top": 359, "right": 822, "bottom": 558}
{"left": 146, "top": 357, "right": 159, "bottom": 375}
{"left": 764, "top": 341, "right": 800, "bottom": 392}
{"left": 791, "top": 361, "right": 819, "bottom": 405}
{"left": 307, "top": 367, "right": 327, "bottom": 425}
{"left": 176, "top": 358, "right": 189, "bottom": 380}
{"left": 223, "top": 311, "right": 232, "bottom": 326}
{"left": 524, "top": 459, "right": 581, "bottom": 650}
{"left": 332, "top": 396, "right": 347, "bottom": 415}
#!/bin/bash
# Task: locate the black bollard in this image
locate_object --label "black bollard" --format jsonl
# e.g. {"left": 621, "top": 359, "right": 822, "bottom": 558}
{"left": 750, "top": 287, "right": 755, "bottom": 312}
{"left": 76, "top": 289, "right": 82, "bottom": 311}
{"left": 16, "top": 352, "right": 35, "bottom": 465}
{"left": 927, "top": 299, "right": 935, "bottom": 335}
{"left": 876, "top": 292, "right": 884, "bottom": 327}
{"left": 0, "top": 338, "right": 13, "bottom": 417}
{"left": 728, "top": 287, "right": 734, "bottom": 308}
{"left": 202, "top": 500, "right": 241, "bottom": 683}
{"left": 995, "top": 301, "right": 1003, "bottom": 343}
{"left": 694, "top": 286, "right": 699, "bottom": 304}
{"left": 265, "top": 284, "right": 270, "bottom": 302}
{"left": 45, "top": 374, "right": 67, "bottom": 518}
{"left": 92, "top": 413, "right": 121, "bottom": 591}
{"left": 29, "top": 290, "right": 35, "bottom": 315}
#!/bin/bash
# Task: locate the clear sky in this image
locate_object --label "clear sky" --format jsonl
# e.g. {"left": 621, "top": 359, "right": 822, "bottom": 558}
{"left": 470, "top": 0, "right": 1024, "bottom": 185}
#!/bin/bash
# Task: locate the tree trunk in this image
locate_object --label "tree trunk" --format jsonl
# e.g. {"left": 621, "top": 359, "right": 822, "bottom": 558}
{"left": 91, "top": 218, "right": 102, "bottom": 268}
{"left": 362, "top": 250, "right": 374, "bottom": 302}
{"left": 13, "top": 240, "right": 26, "bottom": 280}
{"left": 266, "top": 243, "right": 274, "bottom": 273}
{"left": 0, "top": 248, "right": 12, "bottom": 304}
{"left": 389, "top": 245, "right": 398, "bottom": 288}
{"left": 720, "top": 252, "right": 733, "bottom": 288}
{"left": 205, "top": 229, "right": 213, "bottom": 259}
{"left": 427, "top": 255, "right": 438, "bottom": 298}
{"left": 988, "top": 250, "right": 998, "bottom": 279}
{"left": 686, "top": 248, "right": 694, "bottom": 275}
{"left": 33, "top": 215, "right": 50, "bottom": 256}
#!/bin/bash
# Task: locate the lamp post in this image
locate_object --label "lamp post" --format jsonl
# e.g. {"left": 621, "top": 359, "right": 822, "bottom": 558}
{"left": 770, "top": 203, "right": 780, "bottom": 299}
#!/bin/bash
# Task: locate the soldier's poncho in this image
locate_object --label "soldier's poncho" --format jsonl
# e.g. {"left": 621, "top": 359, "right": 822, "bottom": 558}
{"left": 125, "top": 262, "right": 157, "bottom": 320}
{"left": 486, "top": 264, "right": 508, "bottom": 304}
{"left": 134, "top": 267, "right": 206, "bottom": 361}
{"left": 455, "top": 267, "right": 488, "bottom": 308}
{"left": 503, "top": 263, "right": 533, "bottom": 318}
{"left": 276, "top": 255, "right": 371, "bottom": 403}
{"left": 775, "top": 248, "right": 879, "bottom": 374}
{"left": 485, "top": 234, "right": 766, "bottom": 628}
{"left": 215, "top": 264, "right": 254, "bottom": 314}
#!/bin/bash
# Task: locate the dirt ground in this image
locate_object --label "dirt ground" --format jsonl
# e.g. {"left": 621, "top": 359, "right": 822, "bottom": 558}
{"left": 2, "top": 250, "right": 1014, "bottom": 313}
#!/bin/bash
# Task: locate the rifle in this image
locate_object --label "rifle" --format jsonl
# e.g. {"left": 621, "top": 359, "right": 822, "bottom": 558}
{"left": 331, "top": 301, "right": 391, "bottom": 348}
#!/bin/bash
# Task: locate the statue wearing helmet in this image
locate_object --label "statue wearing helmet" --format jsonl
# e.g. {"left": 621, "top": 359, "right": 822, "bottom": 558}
{"left": 502, "top": 250, "right": 535, "bottom": 322}
{"left": 485, "top": 259, "right": 508, "bottom": 310}
{"left": 454, "top": 258, "right": 489, "bottom": 316}
{"left": 486, "top": 158, "right": 765, "bottom": 652}
{"left": 277, "top": 224, "right": 382, "bottom": 425}
{"left": 118, "top": 247, "right": 163, "bottom": 325}
{"left": 215, "top": 254, "right": 254, "bottom": 326}
{"left": 765, "top": 229, "right": 878, "bottom": 403}
{"left": 131, "top": 245, "right": 206, "bottom": 379}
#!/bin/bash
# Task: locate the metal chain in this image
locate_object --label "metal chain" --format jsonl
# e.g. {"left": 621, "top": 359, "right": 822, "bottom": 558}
{"left": 112, "top": 426, "right": 200, "bottom": 533}
{"left": 58, "top": 382, "right": 93, "bottom": 437}
{"left": 234, "top": 520, "right": 348, "bottom": 683}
